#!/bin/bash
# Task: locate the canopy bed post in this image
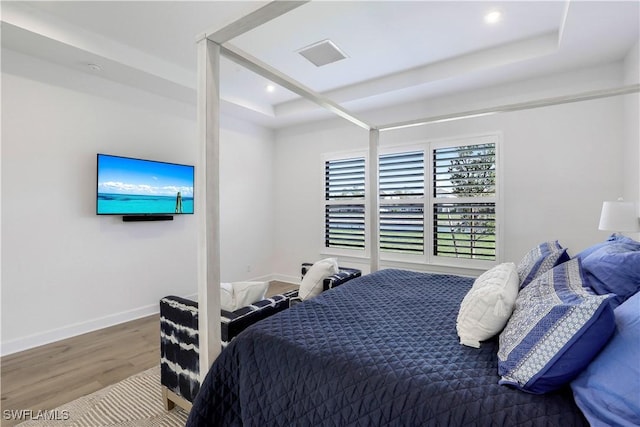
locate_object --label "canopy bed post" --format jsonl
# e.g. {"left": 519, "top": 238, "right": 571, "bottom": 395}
{"left": 192, "top": 1, "right": 317, "bottom": 376}
{"left": 369, "top": 128, "right": 380, "bottom": 272}
{"left": 196, "top": 37, "right": 222, "bottom": 376}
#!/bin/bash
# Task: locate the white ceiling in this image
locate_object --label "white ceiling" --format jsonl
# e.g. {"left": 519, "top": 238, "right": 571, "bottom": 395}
{"left": 2, "top": 1, "right": 638, "bottom": 128}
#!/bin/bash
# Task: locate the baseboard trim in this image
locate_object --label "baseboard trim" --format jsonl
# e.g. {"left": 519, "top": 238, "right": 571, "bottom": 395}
{"left": 1, "top": 275, "right": 298, "bottom": 357}
{"left": 270, "top": 273, "right": 300, "bottom": 284}
{"left": 1, "top": 302, "right": 161, "bottom": 357}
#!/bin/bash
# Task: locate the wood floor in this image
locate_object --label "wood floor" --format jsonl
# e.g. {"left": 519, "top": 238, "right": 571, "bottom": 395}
{"left": 0, "top": 281, "right": 297, "bottom": 427}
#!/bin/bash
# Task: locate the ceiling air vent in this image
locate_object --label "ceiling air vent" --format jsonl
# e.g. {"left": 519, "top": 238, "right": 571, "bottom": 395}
{"left": 297, "top": 40, "right": 348, "bottom": 67}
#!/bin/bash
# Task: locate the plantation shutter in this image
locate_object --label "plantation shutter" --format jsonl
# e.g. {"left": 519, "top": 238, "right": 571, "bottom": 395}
{"left": 380, "top": 151, "right": 424, "bottom": 198}
{"left": 379, "top": 151, "right": 425, "bottom": 254}
{"left": 432, "top": 143, "right": 496, "bottom": 260}
{"left": 379, "top": 204, "right": 424, "bottom": 254}
{"left": 325, "top": 157, "right": 365, "bottom": 249}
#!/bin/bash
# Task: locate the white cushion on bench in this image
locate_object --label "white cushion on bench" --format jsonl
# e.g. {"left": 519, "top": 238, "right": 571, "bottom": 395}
{"left": 299, "top": 258, "right": 339, "bottom": 301}
{"left": 220, "top": 281, "right": 269, "bottom": 312}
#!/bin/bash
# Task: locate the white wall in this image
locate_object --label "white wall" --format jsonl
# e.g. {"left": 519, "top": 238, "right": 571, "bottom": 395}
{"left": 1, "top": 49, "right": 275, "bottom": 355}
{"left": 623, "top": 42, "right": 639, "bottom": 205}
{"left": 273, "top": 62, "right": 630, "bottom": 280}
{"left": 219, "top": 116, "right": 275, "bottom": 282}
{"left": 623, "top": 41, "right": 640, "bottom": 240}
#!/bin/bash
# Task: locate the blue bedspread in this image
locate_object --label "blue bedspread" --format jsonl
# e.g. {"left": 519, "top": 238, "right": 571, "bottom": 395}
{"left": 187, "top": 269, "right": 587, "bottom": 426}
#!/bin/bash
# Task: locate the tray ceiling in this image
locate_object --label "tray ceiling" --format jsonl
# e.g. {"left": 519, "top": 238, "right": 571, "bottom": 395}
{"left": 1, "top": 1, "right": 638, "bottom": 128}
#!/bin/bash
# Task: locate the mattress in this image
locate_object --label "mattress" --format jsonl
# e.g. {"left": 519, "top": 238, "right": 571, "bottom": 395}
{"left": 186, "top": 269, "right": 587, "bottom": 426}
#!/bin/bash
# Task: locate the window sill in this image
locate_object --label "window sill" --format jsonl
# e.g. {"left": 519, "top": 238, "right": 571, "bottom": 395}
{"left": 379, "top": 259, "right": 487, "bottom": 278}
{"left": 320, "top": 250, "right": 490, "bottom": 277}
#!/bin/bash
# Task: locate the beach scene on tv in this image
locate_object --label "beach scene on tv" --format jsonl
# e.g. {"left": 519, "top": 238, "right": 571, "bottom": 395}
{"left": 97, "top": 155, "right": 194, "bottom": 215}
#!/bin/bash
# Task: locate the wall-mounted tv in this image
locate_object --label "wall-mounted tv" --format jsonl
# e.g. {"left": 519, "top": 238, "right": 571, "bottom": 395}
{"left": 97, "top": 154, "right": 194, "bottom": 216}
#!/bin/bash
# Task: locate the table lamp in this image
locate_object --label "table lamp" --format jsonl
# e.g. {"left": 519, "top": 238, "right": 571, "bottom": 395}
{"left": 598, "top": 198, "right": 640, "bottom": 233}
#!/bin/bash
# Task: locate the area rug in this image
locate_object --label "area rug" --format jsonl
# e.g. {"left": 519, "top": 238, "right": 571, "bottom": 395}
{"left": 17, "top": 366, "right": 188, "bottom": 426}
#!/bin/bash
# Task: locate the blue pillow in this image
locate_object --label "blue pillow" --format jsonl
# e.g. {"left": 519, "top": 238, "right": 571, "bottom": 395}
{"left": 575, "top": 233, "right": 640, "bottom": 260}
{"left": 571, "top": 291, "right": 640, "bottom": 427}
{"left": 516, "top": 241, "right": 569, "bottom": 288}
{"left": 582, "top": 245, "right": 640, "bottom": 305}
{"left": 498, "top": 259, "right": 615, "bottom": 394}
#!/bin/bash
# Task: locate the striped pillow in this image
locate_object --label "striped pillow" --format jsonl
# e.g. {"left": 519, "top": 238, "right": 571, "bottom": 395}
{"left": 498, "top": 259, "right": 615, "bottom": 394}
{"left": 516, "top": 241, "right": 569, "bottom": 288}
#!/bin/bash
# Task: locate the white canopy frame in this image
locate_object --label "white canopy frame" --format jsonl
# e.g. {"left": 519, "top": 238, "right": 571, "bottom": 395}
{"left": 196, "top": 1, "right": 640, "bottom": 373}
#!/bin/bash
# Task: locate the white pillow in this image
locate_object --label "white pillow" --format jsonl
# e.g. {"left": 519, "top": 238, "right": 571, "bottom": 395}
{"left": 299, "top": 258, "right": 339, "bottom": 301}
{"left": 220, "top": 282, "right": 235, "bottom": 311}
{"left": 232, "top": 281, "right": 268, "bottom": 309}
{"left": 219, "top": 281, "right": 268, "bottom": 312}
{"left": 456, "top": 262, "right": 519, "bottom": 348}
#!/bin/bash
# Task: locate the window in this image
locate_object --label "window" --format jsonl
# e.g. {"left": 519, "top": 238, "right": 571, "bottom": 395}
{"left": 323, "top": 135, "right": 499, "bottom": 265}
{"left": 432, "top": 142, "right": 496, "bottom": 260}
{"left": 324, "top": 157, "right": 366, "bottom": 250}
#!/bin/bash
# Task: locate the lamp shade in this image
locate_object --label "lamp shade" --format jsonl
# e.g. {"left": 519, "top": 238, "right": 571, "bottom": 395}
{"left": 598, "top": 201, "right": 640, "bottom": 232}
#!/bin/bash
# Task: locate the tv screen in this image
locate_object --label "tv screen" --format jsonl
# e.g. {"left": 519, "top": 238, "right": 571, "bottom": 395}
{"left": 97, "top": 154, "right": 194, "bottom": 215}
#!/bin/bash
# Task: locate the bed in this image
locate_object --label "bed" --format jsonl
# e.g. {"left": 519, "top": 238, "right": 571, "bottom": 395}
{"left": 185, "top": 268, "right": 589, "bottom": 426}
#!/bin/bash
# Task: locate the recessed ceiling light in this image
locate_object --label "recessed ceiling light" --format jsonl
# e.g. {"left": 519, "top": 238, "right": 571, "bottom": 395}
{"left": 266, "top": 84, "right": 276, "bottom": 93}
{"left": 484, "top": 10, "right": 502, "bottom": 25}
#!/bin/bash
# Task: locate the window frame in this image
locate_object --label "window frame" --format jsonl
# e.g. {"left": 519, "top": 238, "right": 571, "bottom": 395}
{"left": 321, "top": 133, "right": 502, "bottom": 270}
{"left": 427, "top": 134, "right": 501, "bottom": 270}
